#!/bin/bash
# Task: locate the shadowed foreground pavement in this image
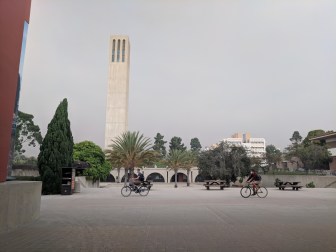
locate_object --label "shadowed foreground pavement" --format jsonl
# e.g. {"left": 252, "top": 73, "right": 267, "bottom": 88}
{"left": 1, "top": 184, "right": 336, "bottom": 252}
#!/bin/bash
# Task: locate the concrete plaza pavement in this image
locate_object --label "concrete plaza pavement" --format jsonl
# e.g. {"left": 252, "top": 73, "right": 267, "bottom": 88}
{"left": 1, "top": 183, "right": 336, "bottom": 252}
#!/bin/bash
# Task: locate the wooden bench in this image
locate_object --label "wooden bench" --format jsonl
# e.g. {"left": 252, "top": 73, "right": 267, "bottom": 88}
{"left": 203, "top": 180, "right": 229, "bottom": 190}
{"left": 277, "top": 181, "right": 302, "bottom": 191}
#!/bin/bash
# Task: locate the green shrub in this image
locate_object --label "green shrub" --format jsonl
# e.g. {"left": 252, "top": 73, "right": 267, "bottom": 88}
{"left": 306, "top": 181, "right": 315, "bottom": 188}
{"left": 74, "top": 141, "right": 111, "bottom": 182}
{"left": 13, "top": 176, "right": 41, "bottom": 181}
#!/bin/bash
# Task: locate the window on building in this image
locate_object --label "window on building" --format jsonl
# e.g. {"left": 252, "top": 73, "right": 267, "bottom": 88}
{"left": 117, "top": 39, "right": 120, "bottom": 62}
{"left": 122, "top": 39, "right": 125, "bottom": 62}
{"left": 112, "top": 39, "right": 115, "bottom": 62}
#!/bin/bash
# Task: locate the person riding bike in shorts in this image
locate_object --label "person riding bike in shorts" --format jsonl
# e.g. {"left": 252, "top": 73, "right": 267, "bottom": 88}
{"left": 246, "top": 169, "right": 262, "bottom": 195}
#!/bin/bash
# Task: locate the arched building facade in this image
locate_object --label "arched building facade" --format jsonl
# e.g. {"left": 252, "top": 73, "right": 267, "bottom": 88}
{"left": 109, "top": 167, "right": 200, "bottom": 183}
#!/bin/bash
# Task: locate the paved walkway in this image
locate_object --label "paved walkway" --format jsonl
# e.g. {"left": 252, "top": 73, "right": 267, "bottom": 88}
{"left": 1, "top": 183, "right": 336, "bottom": 252}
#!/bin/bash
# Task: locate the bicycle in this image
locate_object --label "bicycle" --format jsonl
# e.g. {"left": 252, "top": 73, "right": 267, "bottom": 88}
{"left": 240, "top": 182, "right": 268, "bottom": 198}
{"left": 121, "top": 182, "right": 150, "bottom": 197}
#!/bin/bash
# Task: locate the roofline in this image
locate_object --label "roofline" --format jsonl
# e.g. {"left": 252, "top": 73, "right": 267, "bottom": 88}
{"left": 310, "top": 132, "right": 336, "bottom": 141}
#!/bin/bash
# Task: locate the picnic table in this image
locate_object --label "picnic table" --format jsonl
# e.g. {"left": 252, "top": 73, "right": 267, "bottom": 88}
{"left": 203, "top": 180, "right": 229, "bottom": 190}
{"left": 277, "top": 181, "right": 302, "bottom": 191}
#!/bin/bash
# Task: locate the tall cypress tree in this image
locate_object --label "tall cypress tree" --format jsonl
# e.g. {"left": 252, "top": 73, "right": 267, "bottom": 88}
{"left": 169, "top": 136, "right": 186, "bottom": 154}
{"left": 190, "top": 137, "right": 202, "bottom": 153}
{"left": 153, "top": 133, "right": 167, "bottom": 157}
{"left": 38, "top": 98, "right": 74, "bottom": 194}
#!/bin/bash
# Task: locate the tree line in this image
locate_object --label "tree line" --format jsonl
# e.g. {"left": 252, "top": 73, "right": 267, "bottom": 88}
{"left": 14, "top": 98, "right": 332, "bottom": 194}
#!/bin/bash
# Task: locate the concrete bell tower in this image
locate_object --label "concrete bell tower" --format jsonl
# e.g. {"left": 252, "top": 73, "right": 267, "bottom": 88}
{"left": 105, "top": 35, "right": 130, "bottom": 148}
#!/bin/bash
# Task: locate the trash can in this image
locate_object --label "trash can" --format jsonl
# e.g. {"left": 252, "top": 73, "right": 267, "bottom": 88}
{"left": 74, "top": 181, "right": 81, "bottom": 193}
{"left": 61, "top": 184, "right": 72, "bottom": 195}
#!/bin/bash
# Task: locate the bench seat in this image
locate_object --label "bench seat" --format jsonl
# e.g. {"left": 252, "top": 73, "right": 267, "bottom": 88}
{"left": 203, "top": 184, "right": 229, "bottom": 190}
{"left": 279, "top": 184, "right": 303, "bottom": 191}
{"left": 276, "top": 181, "right": 302, "bottom": 191}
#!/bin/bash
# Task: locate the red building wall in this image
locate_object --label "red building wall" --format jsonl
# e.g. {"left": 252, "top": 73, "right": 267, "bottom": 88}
{"left": 0, "top": 0, "right": 31, "bottom": 182}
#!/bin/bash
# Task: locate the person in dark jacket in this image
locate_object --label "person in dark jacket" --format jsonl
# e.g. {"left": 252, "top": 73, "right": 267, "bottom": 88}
{"left": 130, "top": 168, "right": 144, "bottom": 188}
{"left": 246, "top": 169, "right": 261, "bottom": 195}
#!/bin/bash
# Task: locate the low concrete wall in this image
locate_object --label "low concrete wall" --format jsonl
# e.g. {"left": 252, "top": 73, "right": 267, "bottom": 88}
{"left": 11, "top": 169, "right": 39, "bottom": 177}
{"left": 76, "top": 176, "right": 100, "bottom": 188}
{"left": 259, "top": 175, "right": 336, "bottom": 188}
{"left": 0, "top": 181, "right": 42, "bottom": 233}
{"left": 11, "top": 165, "right": 39, "bottom": 177}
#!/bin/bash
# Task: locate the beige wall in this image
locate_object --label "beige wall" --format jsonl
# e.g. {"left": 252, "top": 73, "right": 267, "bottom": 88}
{"left": 11, "top": 169, "right": 39, "bottom": 177}
{"left": 110, "top": 167, "right": 200, "bottom": 183}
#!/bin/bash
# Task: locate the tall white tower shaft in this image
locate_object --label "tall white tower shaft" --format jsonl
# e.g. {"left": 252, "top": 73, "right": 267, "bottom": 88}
{"left": 105, "top": 35, "right": 130, "bottom": 148}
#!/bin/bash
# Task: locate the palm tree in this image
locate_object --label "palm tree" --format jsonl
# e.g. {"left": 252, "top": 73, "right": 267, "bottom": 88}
{"left": 184, "top": 151, "right": 198, "bottom": 186}
{"left": 166, "top": 149, "right": 188, "bottom": 188}
{"left": 106, "top": 131, "right": 158, "bottom": 185}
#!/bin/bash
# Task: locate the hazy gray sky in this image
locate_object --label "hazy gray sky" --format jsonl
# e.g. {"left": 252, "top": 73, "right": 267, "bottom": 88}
{"left": 20, "top": 0, "right": 336, "bottom": 154}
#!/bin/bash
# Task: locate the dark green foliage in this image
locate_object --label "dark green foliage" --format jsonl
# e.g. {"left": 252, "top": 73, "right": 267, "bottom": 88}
{"left": 13, "top": 176, "right": 41, "bottom": 181}
{"left": 13, "top": 155, "right": 38, "bottom": 165}
{"left": 297, "top": 143, "right": 331, "bottom": 171}
{"left": 290, "top": 131, "right": 302, "bottom": 145}
{"left": 198, "top": 150, "right": 217, "bottom": 179}
{"left": 285, "top": 130, "right": 331, "bottom": 172}
{"left": 250, "top": 156, "right": 265, "bottom": 174}
{"left": 306, "top": 181, "right": 315, "bottom": 188}
{"left": 198, "top": 144, "right": 229, "bottom": 182}
{"left": 152, "top": 160, "right": 167, "bottom": 168}
{"left": 190, "top": 137, "right": 202, "bottom": 152}
{"left": 285, "top": 131, "right": 301, "bottom": 159}
{"left": 198, "top": 142, "right": 251, "bottom": 184}
{"left": 153, "top": 133, "right": 167, "bottom": 157}
{"left": 228, "top": 146, "right": 251, "bottom": 178}
{"left": 169, "top": 136, "right": 186, "bottom": 154}
{"left": 302, "top": 129, "right": 325, "bottom": 147}
{"left": 14, "top": 111, "right": 42, "bottom": 155}
{"left": 265, "top": 145, "right": 282, "bottom": 170}
{"left": 38, "top": 99, "right": 74, "bottom": 194}
{"left": 73, "top": 141, "right": 111, "bottom": 181}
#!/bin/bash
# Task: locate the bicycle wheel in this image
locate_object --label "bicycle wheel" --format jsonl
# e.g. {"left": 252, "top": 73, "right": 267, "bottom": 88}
{"left": 240, "top": 187, "right": 251, "bottom": 198}
{"left": 256, "top": 187, "right": 268, "bottom": 198}
{"left": 139, "top": 186, "right": 149, "bottom": 196}
{"left": 121, "top": 186, "right": 132, "bottom": 197}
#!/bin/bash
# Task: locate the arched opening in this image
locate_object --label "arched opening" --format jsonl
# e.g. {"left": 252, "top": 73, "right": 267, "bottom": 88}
{"left": 195, "top": 174, "right": 212, "bottom": 182}
{"left": 170, "top": 173, "right": 187, "bottom": 182}
{"left": 146, "top": 172, "right": 165, "bottom": 182}
{"left": 105, "top": 174, "right": 115, "bottom": 182}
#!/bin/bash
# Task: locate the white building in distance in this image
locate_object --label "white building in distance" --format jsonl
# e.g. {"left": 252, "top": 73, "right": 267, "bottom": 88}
{"left": 105, "top": 35, "right": 130, "bottom": 149}
{"left": 222, "top": 132, "right": 266, "bottom": 158}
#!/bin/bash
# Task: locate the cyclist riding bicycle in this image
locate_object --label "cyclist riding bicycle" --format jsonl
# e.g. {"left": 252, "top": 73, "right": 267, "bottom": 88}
{"left": 130, "top": 168, "right": 144, "bottom": 189}
{"left": 246, "top": 169, "right": 261, "bottom": 195}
